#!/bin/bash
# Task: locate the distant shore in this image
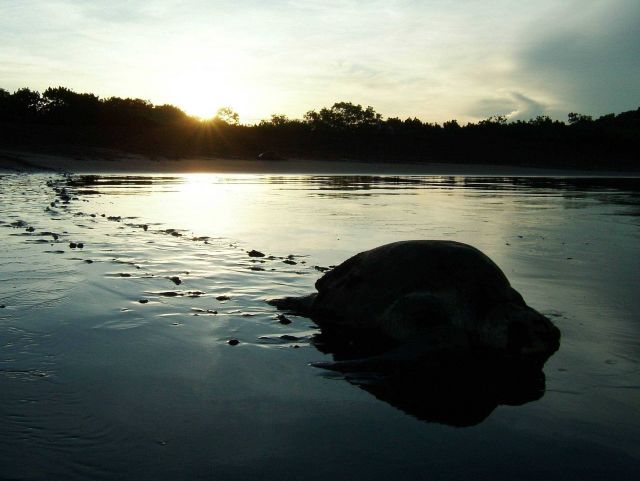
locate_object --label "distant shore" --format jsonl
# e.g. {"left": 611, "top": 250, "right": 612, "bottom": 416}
{"left": 1, "top": 148, "right": 638, "bottom": 177}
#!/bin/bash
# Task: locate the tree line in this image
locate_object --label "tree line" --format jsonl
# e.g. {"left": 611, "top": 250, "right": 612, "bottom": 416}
{"left": 1, "top": 86, "right": 638, "bottom": 169}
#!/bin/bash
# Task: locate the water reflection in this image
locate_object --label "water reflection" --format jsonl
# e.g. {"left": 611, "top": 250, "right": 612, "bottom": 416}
{"left": 64, "top": 174, "right": 640, "bottom": 235}
{"left": 356, "top": 362, "right": 545, "bottom": 427}
{"left": 311, "top": 329, "right": 547, "bottom": 427}
{"left": 2, "top": 172, "right": 639, "bottom": 480}
{"left": 63, "top": 173, "right": 640, "bottom": 193}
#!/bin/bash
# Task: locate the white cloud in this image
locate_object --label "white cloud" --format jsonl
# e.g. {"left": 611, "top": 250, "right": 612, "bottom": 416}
{"left": 0, "top": 0, "right": 637, "bottom": 122}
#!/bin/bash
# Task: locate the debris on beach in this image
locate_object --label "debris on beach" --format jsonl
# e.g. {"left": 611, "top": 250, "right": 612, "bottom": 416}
{"left": 191, "top": 308, "right": 217, "bottom": 315}
{"left": 280, "top": 334, "right": 300, "bottom": 341}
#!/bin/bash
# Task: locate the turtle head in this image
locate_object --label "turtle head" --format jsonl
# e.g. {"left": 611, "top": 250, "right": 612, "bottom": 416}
{"left": 475, "top": 303, "right": 561, "bottom": 367}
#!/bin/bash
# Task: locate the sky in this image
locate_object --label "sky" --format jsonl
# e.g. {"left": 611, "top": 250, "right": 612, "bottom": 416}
{"left": 1, "top": 0, "right": 638, "bottom": 124}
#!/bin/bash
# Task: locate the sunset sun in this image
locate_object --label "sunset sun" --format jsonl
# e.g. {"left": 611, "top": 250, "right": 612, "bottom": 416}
{"left": 167, "top": 73, "right": 225, "bottom": 119}
{"left": 163, "top": 68, "right": 251, "bottom": 121}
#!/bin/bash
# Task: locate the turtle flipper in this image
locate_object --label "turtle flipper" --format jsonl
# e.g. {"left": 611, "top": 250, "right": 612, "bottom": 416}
{"left": 267, "top": 293, "right": 316, "bottom": 315}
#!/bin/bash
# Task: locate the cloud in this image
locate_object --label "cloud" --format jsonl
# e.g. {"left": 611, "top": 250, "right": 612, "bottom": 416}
{"left": 1, "top": 0, "right": 637, "bottom": 122}
{"left": 508, "top": 92, "right": 548, "bottom": 120}
{"left": 467, "top": 92, "right": 548, "bottom": 121}
{"left": 516, "top": 0, "right": 640, "bottom": 116}
{"left": 467, "top": 97, "right": 518, "bottom": 119}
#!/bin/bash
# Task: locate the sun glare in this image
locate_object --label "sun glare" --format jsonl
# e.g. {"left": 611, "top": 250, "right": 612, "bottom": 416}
{"left": 172, "top": 80, "right": 223, "bottom": 120}
{"left": 164, "top": 69, "right": 250, "bottom": 121}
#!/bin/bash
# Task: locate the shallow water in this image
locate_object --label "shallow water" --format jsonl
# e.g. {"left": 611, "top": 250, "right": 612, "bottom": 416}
{"left": 1, "top": 172, "right": 639, "bottom": 480}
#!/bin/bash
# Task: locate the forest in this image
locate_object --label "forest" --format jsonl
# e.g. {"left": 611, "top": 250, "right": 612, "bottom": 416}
{"left": 1, "top": 86, "right": 638, "bottom": 169}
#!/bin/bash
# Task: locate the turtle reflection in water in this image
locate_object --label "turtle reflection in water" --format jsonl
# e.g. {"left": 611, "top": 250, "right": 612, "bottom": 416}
{"left": 270, "top": 240, "right": 561, "bottom": 426}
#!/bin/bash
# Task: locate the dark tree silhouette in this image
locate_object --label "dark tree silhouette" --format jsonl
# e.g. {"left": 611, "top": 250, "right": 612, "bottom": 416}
{"left": 41, "top": 86, "right": 100, "bottom": 124}
{"left": 2, "top": 88, "right": 42, "bottom": 121}
{"left": 215, "top": 107, "right": 240, "bottom": 126}
{"left": 443, "top": 119, "right": 461, "bottom": 130}
{"left": 0, "top": 85, "right": 638, "bottom": 170}
{"left": 568, "top": 112, "right": 593, "bottom": 125}
{"left": 304, "top": 102, "right": 382, "bottom": 130}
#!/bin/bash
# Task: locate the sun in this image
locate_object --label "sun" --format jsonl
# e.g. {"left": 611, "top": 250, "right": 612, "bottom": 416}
{"left": 168, "top": 75, "right": 224, "bottom": 119}
{"left": 163, "top": 69, "right": 249, "bottom": 121}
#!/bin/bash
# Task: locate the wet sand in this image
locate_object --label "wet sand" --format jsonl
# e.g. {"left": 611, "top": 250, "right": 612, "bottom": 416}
{"left": 1, "top": 148, "right": 636, "bottom": 176}
{"left": 1, "top": 171, "right": 639, "bottom": 480}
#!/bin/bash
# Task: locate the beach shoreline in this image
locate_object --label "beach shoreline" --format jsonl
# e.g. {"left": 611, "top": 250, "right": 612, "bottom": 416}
{"left": 1, "top": 156, "right": 639, "bottom": 480}
{"left": 1, "top": 148, "right": 638, "bottom": 177}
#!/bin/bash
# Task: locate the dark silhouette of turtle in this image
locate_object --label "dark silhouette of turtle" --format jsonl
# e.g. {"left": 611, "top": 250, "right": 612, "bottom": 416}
{"left": 270, "top": 240, "right": 560, "bottom": 371}
{"left": 270, "top": 241, "right": 560, "bottom": 425}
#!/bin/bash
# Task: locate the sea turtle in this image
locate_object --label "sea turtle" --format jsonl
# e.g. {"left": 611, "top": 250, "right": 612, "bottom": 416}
{"left": 270, "top": 240, "right": 560, "bottom": 370}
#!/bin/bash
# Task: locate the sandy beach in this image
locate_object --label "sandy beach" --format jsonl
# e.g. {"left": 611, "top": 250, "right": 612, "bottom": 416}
{"left": 1, "top": 148, "right": 636, "bottom": 176}
{"left": 1, "top": 163, "right": 639, "bottom": 480}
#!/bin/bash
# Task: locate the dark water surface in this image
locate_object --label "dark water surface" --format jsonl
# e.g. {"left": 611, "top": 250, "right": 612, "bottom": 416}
{"left": 1, "top": 173, "right": 639, "bottom": 480}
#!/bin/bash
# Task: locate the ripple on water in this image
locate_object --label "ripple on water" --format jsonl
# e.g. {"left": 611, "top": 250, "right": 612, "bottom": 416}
{"left": 1, "top": 173, "right": 640, "bottom": 480}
